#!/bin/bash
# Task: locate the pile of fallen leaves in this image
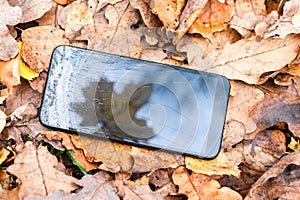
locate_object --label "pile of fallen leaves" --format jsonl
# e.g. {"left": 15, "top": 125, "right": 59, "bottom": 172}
{"left": 1, "top": 0, "right": 300, "bottom": 199}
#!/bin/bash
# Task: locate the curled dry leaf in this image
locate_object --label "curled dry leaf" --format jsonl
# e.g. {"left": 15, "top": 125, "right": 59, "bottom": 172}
{"left": 8, "top": 0, "right": 52, "bottom": 23}
{"left": 243, "top": 130, "right": 286, "bottom": 172}
{"left": 188, "top": 0, "right": 235, "bottom": 38}
{"left": 130, "top": 0, "right": 162, "bottom": 28}
{"left": 222, "top": 121, "right": 245, "bottom": 148}
{"left": 0, "top": 1, "right": 21, "bottom": 61}
{"left": 147, "top": 0, "right": 185, "bottom": 29}
{"left": 172, "top": 166, "right": 242, "bottom": 200}
{"left": 176, "top": 0, "right": 209, "bottom": 39}
{"left": 264, "top": 0, "right": 300, "bottom": 38}
{"left": 7, "top": 141, "right": 78, "bottom": 199}
{"left": 245, "top": 150, "right": 300, "bottom": 200}
{"left": 185, "top": 152, "right": 241, "bottom": 177}
{"left": 21, "top": 26, "right": 70, "bottom": 72}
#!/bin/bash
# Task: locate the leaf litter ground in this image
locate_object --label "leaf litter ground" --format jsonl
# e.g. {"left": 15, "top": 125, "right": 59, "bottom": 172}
{"left": 1, "top": 0, "right": 300, "bottom": 199}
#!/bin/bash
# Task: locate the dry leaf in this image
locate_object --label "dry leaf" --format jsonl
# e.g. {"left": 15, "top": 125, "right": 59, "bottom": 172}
{"left": 188, "top": 0, "right": 235, "bottom": 38}
{"left": 264, "top": 0, "right": 300, "bottom": 38}
{"left": 222, "top": 121, "right": 245, "bottom": 148}
{"left": 176, "top": 0, "right": 209, "bottom": 39}
{"left": 41, "top": 131, "right": 99, "bottom": 171}
{"left": 251, "top": 92, "right": 300, "bottom": 137}
{"left": 8, "top": 0, "right": 52, "bottom": 23}
{"left": 0, "top": 187, "right": 19, "bottom": 200}
{"left": 147, "top": 0, "right": 185, "bottom": 29}
{"left": 245, "top": 150, "right": 300, "bottom": 200}
{"left": 185, "top": 152, "right": 241, "bottom": 177}
{"left": 37, "top": 2, "right": 64, "bottom": 26}
{"left": 7, "top": 141, "right": 78, "bottom": 199}
{"left": 234, "top": 0, "right": 266, "bottom": 17}
{"left": 113, "top": 172, "right": 175, "bottom": 199}
{"left": 243, "top": 130, "right": 286, "bottom": 172}
{"left": 0, "top": 147, "right": 10, "bottom": 165}
{"left": 5, "top": 80, "right": 42, "bottom": 115}
{"left": 76, "top": 136, "right": 133, "bottom": 172}
{"left": 130, "top": 0, "right": 162, "bottom": 28}
{"left": 0, "top": 52, "right": 20, "bottom": 94}
{"left": 226, "top": 81, "right": 264, "bottom": 134}
{"left": 9, "top": 103, "right": 38, "bottom": 125}
{"left": 53, "top": 0, "right": 76, "bottom": 5}
{"left": 172, "top": 166, "right": 242, "bottom": 200}
{"left": 21, "top": 26, "right": 70, "bottom": 72}
{"left": 0, "top": 1, "right": 21, "bottom": 61}
{"left": 179, "top": 34, "right": 300, "bottom": 84}
{"left": 28, "top": 71, "right": 47, "bottom": 93}
{"left": 288, "top": 137, "right": 300, "bottom": 151}
{"left": 129, "top": 147, "right": 179, "bottom": 172}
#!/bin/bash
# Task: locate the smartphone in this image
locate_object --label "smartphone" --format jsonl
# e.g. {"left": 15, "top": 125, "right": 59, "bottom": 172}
{"left": 40, "top": 45, "right": 230, "bottom": 159}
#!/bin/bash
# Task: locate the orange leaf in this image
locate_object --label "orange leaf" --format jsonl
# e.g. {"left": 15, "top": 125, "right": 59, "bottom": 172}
{"left": 188, "top": 0, "right": 234, "bottom": 38}
{"left": 0, "top": 55, "right": 20, "bottom": 94}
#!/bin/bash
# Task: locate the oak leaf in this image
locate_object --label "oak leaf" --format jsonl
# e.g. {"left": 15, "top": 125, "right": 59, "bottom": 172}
{"left": 0, "top": 1, "right": 21, "bottom": 61}
{"left": 147, "top": 0, "right": 185, "bottom": 29}
{"left": 181, "top": 34, "right": 300, "bottom": 84}
{"left": 245, "top": 150, "right": 300, "bottom": 200}
{"left": 264, "top": 0, "right": 300, "bottom": 38}
{"left": 7, "top": 142, "right": 78, "bottom": 199}
{"left": 176, "top": 0, "right": 209, "bottom": 39}
{"left": 188, "top": 0, "right": 235, "bottom": 38}
{"left": 0, "top": 51, "right": 20, "bottom": 94}
{"left": 8, "top": 0, "right": 52, "bottom": 23}
{"left": 172, "top": 166, "right": 242, "bottom": 200}
{"left": 21, "top": 26, "right": 70, "bottom": 72}
{"left": 243, "top": 130, "right": 286, "bottom": 172}
{"left": 185, "top": 152, "right": 241, "bottom": 177}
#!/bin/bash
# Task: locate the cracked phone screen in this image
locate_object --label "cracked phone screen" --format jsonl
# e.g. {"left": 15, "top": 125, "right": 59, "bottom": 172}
{"left": 40, "top": 46, "right": 230, "bottom": 159}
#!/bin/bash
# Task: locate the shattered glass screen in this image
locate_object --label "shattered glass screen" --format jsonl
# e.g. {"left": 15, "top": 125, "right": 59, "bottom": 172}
{"left": 40, "top": 46, "right": 230, "bottom": 158}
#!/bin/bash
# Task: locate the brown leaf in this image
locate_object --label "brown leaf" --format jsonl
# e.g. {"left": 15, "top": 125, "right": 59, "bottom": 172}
{"left": 7, "top": 141, "right": 78, "bottom": 199}
{"left": 185, "top": 151, "right": 241, "bottom": 177}
{"left": 40, "top": 131, "right": 99, "bottom": 171}
{"left": 147, "top": 0, "right": 185, "bottom": 29}
{"left": 129, "top": 147, "right": 179, "bottom": 172}
{"left": 188, "top": 0, "right": 235, "bottom": 38}
{"left": 28, "top": 71, "right": 47, "bottom": 93}
{"left": 9, "top": 103, "right": 37, "bottom": 125}
{"left": 179, "top": 34, "right": 300, "bottom": 84}
{"left": 0, "top": 1, "right": 21, "bottom": 61}
{"left": 53, "top": 0, "right": 76, "bottom": 5}
{"left": 251, "top": 91, "right": 300, "bottom": 137}
{"left": 113, "top": 172, "right": 175, "bottom": 199}
{"left": 235, "top": 0, "right": 266, "bottom": 17}
{"left": 8, "top": 0, "right": 53, "bottom": 23}
{"left": 0, "top": 52, "right": 20, "bottom": 94}
{"left": 130, "top": 0, "right": 162, "bottom": 28}
{"left": 176, "top": 0, "right": 209, "bottom": 39}
{"left": 222, "top": 121, "right": 245, "bottom": 148}
{"left": 0, "top": 187, "right": 19, "bottom": 200}
{"left": 264, "top": 0, "right": 300, "bottom": 38}
{"left": 243, "top": 130, "right": 286, "bottom": 172}
{"left": 172, "top": 166, "right": 242, "bottom": 200}
{"left": 21, "top": 26, "right": 70, "bottom": 72}
{"left": 5, "top": 80, "right": 42, "bottom": 115}
{"left": 245, "top": 150, "right": 300, "bottom": 200}
{"left": 37, "top": 2, "right": 64, "bottom": 26}
{"left": 76, "top": 136, "right": 134, "bottom": 172}
{"left": 226, "top": 81, "right": 264, "bottom": 134}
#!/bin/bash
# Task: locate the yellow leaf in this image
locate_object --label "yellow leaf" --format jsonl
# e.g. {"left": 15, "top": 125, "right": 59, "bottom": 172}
{"left": 18, "top": 42, "right": 40, "bottom": 80}
{"left": 0, "top": 147, "right": 10, "bottom": 165}
{"left": 288, "top": 137, "right": 300, "bottom": 151}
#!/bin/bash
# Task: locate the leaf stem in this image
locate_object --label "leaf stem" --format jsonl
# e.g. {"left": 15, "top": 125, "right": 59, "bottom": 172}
{"left": 1, "top": 174, "right": 12, "bottom": 188}
{"left": 65, "top": 149, "right": 88, "bottom": 175}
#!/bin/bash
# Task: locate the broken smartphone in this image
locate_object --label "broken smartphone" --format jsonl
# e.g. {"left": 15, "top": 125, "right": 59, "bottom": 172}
{"left": 40, "top": 45, "right": 230, "bottom": 159}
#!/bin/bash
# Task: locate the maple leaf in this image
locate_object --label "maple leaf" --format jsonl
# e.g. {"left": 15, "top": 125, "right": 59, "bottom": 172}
{"left": 7, "top": 141, "right": 78, "bottom": 199}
